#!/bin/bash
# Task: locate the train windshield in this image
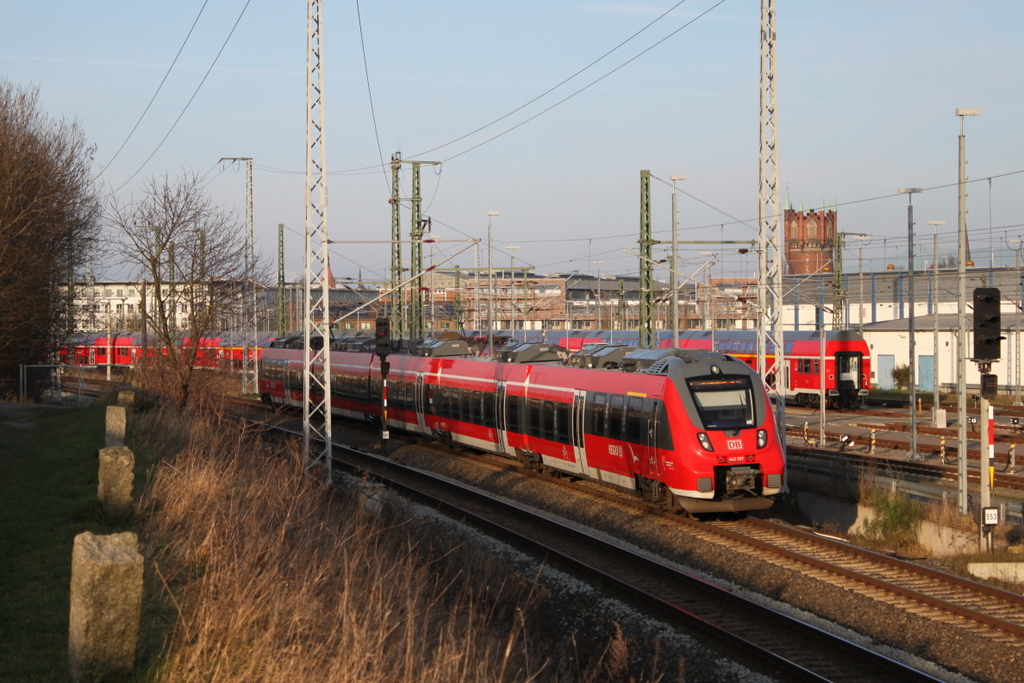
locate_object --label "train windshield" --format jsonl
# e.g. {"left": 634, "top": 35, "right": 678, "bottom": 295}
{"left": 685, "top": 376, "right": 756, "bottom": 430}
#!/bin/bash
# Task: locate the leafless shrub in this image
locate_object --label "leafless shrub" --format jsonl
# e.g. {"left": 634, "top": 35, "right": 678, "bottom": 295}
{"left": 108, "top": 173, "right": 261, "bottom": 406}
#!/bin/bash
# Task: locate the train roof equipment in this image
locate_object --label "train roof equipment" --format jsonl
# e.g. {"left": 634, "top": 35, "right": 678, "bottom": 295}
{"left": 494, "top": 342, "right": 566, "bottom": 364}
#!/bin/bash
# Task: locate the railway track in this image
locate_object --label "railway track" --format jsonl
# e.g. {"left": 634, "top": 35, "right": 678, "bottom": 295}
{"left": 699, "top": 517, "right": 1024, "bottom": 642}
{"left": 309, "top": 429, "right": 941, "bottom": 683}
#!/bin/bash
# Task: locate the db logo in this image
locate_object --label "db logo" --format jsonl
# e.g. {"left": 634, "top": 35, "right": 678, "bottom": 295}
{"left": 727, "top": 439, "right": 743, "bottom": 450}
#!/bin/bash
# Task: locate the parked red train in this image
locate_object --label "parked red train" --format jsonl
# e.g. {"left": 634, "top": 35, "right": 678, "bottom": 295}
{"left": 259, "top": 339, "right": 786, "bottom": 514}
{"left": 472, "top": 329, "right": 871, "bottom": 409}
{"left": 61, "top": 333, "right": 272, "bottom": 369}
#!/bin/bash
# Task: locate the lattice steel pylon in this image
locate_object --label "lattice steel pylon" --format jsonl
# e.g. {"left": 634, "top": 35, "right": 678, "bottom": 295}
{"left": 390, "top": 154, "right": 403, "bottom": 338}
{"left": 221, "top": 157, "right": 258, "bottom": 394}
{"left": 638, "top": 170, "right": 654, "bottom": 349}
{"left": 303, "top": 0, "right": 332, "bottom": 476}
{"left": 277, "top": 223, "right": 286, "bottom": 335}
{"left": 757, "top": 0, "right": 785, "bottom": 443}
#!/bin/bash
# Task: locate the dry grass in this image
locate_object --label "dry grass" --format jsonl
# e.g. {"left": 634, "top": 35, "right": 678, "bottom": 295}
{"left": 132, "top": 382, "right": 675, "bottom": 682}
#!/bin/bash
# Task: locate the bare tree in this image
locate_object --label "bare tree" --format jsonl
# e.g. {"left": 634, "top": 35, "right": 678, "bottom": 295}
{"left": 109, "top": 173, "right": 247, "bottom": 405}
{"left": 0, "top": 79, "right": 101, "bottom": 392}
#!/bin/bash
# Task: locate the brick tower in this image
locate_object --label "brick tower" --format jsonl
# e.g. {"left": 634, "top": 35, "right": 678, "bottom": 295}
{"left": 784, "top": 206, "right": 836, "bottom": 275}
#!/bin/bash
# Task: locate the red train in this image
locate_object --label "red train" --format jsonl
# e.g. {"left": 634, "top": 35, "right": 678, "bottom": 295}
{"left": 469, "top": 329, "right": 871, "bottom": 410}
{"left": 61, "top": 333, "right": 272, "bottom": 369}
{"left": 259, "top": 339, "right": 786, "bottom": 514}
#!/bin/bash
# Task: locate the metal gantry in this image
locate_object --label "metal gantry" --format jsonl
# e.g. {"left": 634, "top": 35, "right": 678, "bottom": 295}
{"left": 389, "top": 156, "right": 441, "bottom": 341}
{"left": 303, "top": 0, "right": 332, "bottom": 475}
{"left": 758, "top": 0, "right": 785, "bottom": 443}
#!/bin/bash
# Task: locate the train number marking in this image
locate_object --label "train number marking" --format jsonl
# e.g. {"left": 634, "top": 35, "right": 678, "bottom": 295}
{"left": 727, "top": 439, "right": 743, "bottom": 450}
{"left": 608, "top": 444, "right": 623, "bottom": 457}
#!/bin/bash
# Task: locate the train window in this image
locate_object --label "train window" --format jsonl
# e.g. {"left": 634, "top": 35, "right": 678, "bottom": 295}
{"left": 555, "top": 402, "right": 570, "bottom": 444}
{"left": 438, "top": 385, "right": 450, "bottom": 417}
{"left": 528, "top": 398, "right": 543, "bottom": 438}
{"left": 653, "top": 400, "right": 674, "bottom": 450}
{"left": 813, "top": 360, "right": 819, "bottom": 375}
{"left": 625, "top": 396, "right": 644, "bottom": 443}
{"left": 506, "top": 395, "right": 521, "bottom": 433}
{"left": 686, "top": 376, "right": 755, "bottom": 431}
{"left": 471, "top": 390, "right": 482, "bottom": 424}
{"left": 482, "top": 390, "right": 495, "bottom": 428}
{"left": 589, "top": 393, "right": 607, "bottom": 436}
{"left": 542, "top": 400, "right": 555, "bottom": 441}
{"left": 608, "top": 394, "right": 624, "bottom": 441}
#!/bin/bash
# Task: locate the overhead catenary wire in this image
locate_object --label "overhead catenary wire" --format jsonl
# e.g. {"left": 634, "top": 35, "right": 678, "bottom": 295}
{"left": 109, "top": 0, "right": 253, "bottom": 196}
{"left": 96, "top": 0, "right": 211, "bottom": 180}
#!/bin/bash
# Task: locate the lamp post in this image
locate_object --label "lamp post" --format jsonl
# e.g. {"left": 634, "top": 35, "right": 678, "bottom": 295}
{"left": 928, "top": 220, "right": 946, "bottom": 425}
{"left": 487, "top": 211, "right": 499, "bottom": 355}
{"left": 507, "top": 245, "right": 519, "bottom": 340}
{"left": 670, "top": 175, "right": 686, "bottom": 347}
{"left": 899, "top": 188, "right": 923, "bottom": 459}
{"left": 956, "top": 107, "right": 981, "bottom": 514}
{"left": 593, "top": 260, "right": 604, "bottom": 332}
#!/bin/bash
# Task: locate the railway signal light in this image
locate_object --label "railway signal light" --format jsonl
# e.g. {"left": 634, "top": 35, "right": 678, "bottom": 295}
{"left": 375, "top": 317, "right": 392, "bottom": 358}
{"left": 973, "top": 287, "right": 1003, "bottom": 360}
{"left": 981, "top": 373, "right": 998, "bottom": 399}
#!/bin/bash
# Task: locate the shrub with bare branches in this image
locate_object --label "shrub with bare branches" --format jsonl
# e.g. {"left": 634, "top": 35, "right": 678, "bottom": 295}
{"left": 108, "top": 173, "right": 251, "bottom": 405}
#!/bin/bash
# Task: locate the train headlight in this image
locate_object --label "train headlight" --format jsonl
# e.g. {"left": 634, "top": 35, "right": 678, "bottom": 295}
{"left": 757, "top": 429, "right": 768, "bottom": 449}
{"left": 697, "top": 432, "right": 713, "bottom": 451}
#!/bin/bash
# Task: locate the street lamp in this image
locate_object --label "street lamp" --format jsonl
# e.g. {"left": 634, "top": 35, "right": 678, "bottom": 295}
{"left": 507, "top": 245, "right": 519, "bottom": 340}
{"left": 487, "top": 211, "right": 499, "bottom": 355}
{"left": 670, "top": 175, "right": 687, "bottom": 347}
{"left": 593, "top": 260, "right": 605, "bottom": 332}
{"left": 955, "top": 107, "right": 981, "bottom": 515}
{"left": 899, "top": 188, "right": 923, "bottom": 459}
{"left": 928, "top": 220, "right": 946, "bottom": 425}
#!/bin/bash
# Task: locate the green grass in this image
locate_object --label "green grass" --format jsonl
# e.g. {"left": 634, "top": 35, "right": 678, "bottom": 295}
{"left": 0, "top": 402, "right": 133, "bottom": 682}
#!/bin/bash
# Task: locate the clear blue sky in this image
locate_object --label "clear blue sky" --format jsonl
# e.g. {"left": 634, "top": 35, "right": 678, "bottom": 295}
{"left": 3, "top": 1, "right": 1022, "bottom": 284}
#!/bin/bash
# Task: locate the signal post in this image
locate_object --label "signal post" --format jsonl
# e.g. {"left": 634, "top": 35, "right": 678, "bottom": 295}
{"left": 973, "top": 288, "right": 1002, "bottom": 552}
{"left": 375, "top": 317, "right": 392, "bottom": 451}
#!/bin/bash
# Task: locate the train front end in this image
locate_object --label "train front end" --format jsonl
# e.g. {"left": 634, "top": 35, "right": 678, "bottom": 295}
{"left": 653, "top": 353, "right": 785, "bottom": 514}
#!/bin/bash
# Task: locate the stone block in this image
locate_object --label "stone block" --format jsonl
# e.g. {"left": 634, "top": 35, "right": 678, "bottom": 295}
{"left": 105, "top": 405, "right": 126, "bottom": 447}
{"left": 98, "top": 446, "right": 134, "bottom": 518}
{"left": 117, "top": 390, "right": 135, "bottom": 407}
{"left": 68, "top": 532, "right": 143, "bottom": 683}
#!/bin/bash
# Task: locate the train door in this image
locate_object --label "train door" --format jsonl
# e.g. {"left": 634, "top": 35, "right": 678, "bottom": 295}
{"left": 495, "top": 381, "right": 510, "bottom": 456}
{"left": 571, "top": 390, "right": 594, "bottom": 477}
{"left": 835, "top": 353, "right": 860, "bottom": 388}
{"left": 414, "top": 374, "right": 428, "bottom": 433}
{"left": 645, "top": 398, "right": 659, "bottom": 478}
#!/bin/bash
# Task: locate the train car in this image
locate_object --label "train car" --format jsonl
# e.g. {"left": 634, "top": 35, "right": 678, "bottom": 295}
{"left": 573, "top": 329, "right": 870, "bottom": 409}
{"left": 259, "top": 340, "right": 786, "bottom": 514}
